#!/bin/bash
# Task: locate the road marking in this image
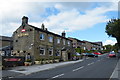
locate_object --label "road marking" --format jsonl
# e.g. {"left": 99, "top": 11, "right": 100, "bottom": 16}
{"left": 87, "top": 62, "right": 94, "bottom": 65}
{"left": 86, "top": 58, "right": 89, "bottom": 59}
{"left": 8, "top": 76, "right": 14, "bottom": 79}
{"left": 109, "top": 61, "right": 119, "bottom": 80}
{"left": 52, "top": 73, "right": 64, "bottom": 78}
{"left": 97, "top": 60, "right": 101, "bottom": 62}
{"left": 73, "top": 66, "right": 84, "bottom": 72}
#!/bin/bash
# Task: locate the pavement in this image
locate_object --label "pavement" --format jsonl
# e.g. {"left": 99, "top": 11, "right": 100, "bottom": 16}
{"left": 1, "top": 54, "right": 120, "bottom": 80}
{"left": 10, "top": 54, "right": 119, "bottom": 79}
{"left": 109, "top": 58, "right": 120, "bottom": 80}
{"left": 1, "top": 58, "right": 85, "bottom": 79}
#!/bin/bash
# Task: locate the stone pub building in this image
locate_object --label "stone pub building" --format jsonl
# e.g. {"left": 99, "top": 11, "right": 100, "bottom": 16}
{"left": 12, "top": 16, "right": 73, "bottom": 62}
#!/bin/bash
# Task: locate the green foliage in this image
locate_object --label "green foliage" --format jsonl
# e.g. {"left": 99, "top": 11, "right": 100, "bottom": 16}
{"left": 26, "top": 59, "right": 32, "bottom": 62}
{"left": 103, "top": 45, "right": 113, "bottom": 53}
{"left": 105, "top": 19, "right": 120, "bottom": 47}
{"left": 112, "top": 43, "right": 119, "bottom": 52}
{"left": 49, "top": 56, "right": 54, "bottom": 60}
{"left": 103, "top": 44, "right": 119, "bottom": 53}
{"left": 54, "top": 56, "right": 60, "bottom": 59}
{"left": 75, "top": 48, "right": 81, "bottom": 53}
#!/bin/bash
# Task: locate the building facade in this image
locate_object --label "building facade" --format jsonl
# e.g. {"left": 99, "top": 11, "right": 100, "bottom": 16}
{"left": 13, "top": 16, "right": 73, "bottom": 62}
{"left": 69, "top": 38, "right": 103, "bottom": 52}
{"left": 68, "top": 37, "right": 86, "bottom": 50}
{"left": 0, "top": 36, "right": 13, "bottom": 56}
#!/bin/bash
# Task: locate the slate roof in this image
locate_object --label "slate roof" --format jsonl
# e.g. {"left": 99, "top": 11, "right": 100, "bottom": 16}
{"left": 29, "top": 25, "right": 72, "bottom": 41}
{"left": 0, "top": 36, "right": 13, "bottom": 41}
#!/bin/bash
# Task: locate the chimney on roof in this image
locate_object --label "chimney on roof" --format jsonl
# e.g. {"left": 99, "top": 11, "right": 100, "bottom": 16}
{"left": 62, "top": 31, "right": 66, "bottom": 37}
{"left": 41, "top": 23, "right": 45, "bottom": 30}
{"left": 22, "top": 16, "right": 28, "bottom": 24}
{"left": 22, "top": 16, "right": 28, "bottom": 27}
{"left": 45, "top": 28, "right": 48, "bottom": 31}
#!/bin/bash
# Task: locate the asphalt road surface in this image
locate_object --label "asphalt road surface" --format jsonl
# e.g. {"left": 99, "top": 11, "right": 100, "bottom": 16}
{"left": 4, "top": 54, "right": 119, "bottom": 80}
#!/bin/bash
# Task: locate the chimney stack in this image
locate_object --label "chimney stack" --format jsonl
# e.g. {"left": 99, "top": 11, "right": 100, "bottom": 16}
{"left": 41, "top": 23, "right": 45, "bottom": 30}
{"left": 62, "top": 31, "right": 66, "bottom": 37}
{"left": 22, "top": 16, "right": 28, "bottom": 27}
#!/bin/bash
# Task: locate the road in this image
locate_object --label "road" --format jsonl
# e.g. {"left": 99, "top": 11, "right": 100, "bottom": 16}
{"left": 4, "top": 54, "right": 118, "bottom": 80}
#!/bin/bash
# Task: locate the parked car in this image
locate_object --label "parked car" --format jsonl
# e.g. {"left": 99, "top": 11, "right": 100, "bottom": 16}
{"left": 108, "top": 51, "right": 116, "bottom": 57}
{"left": 93, "top": 52, "right": 101, "bottom": 55}
{"left": 93, "top": 53, "right": 98, "bottom": 57}
{"left": 82, "top": 53, "right": 88, "bottom": 56}
{"left": 87, "top": 53, "right": 98, "bottom": 57}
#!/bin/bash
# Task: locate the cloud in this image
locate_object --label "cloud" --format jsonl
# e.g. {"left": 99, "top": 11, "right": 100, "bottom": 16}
{"left": 0, "top": 1, "right": 118, "bottom": 36}
{"left": 0, "top": 23, "right": 20, "bottom": 36}
{"left": 103, "top": 40, "right": 117, "bottom": 45}
{"left": 42, "top": 4, "right": 115, "bottom": 34}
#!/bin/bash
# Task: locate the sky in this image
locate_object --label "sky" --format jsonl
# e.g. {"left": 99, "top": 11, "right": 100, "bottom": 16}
{"left": 0, "top": 0, "right": 119, "bottom": 46}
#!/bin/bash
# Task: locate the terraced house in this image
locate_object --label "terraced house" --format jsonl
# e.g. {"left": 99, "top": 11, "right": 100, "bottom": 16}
{"left": 12, "top": 16, "right": 73, "bottom": 63}
{"left": 68, "top": 38, "right": 103, "bottom": 52}
{"left": 68, "top": 37, "right": 86, "bottom": 50}
{"left": 0, "top": 36, "right": 13, "bottom": 56}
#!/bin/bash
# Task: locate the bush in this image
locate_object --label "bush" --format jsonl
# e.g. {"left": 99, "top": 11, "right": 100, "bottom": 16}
{"left": 26, "top": 59, "right": 32, "bottom": 62}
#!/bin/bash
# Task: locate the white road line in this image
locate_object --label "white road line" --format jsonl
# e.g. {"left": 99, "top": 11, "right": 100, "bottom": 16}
{"left": 52, "top": 73, "right": 64, "bottom": 78}
{"left": 97, "top": 60, "right": 101, "bottom": 62}
{"left": 8, "top": 77, "right": 14, "bottom": 79}
{"left": 87, "top": 63, "right": 91, "bottom": 65}
{"left": 87, "top": 62, "right": 94, "bottom": 66}
{"left": 109, "top": 61, "right": 118, "bottom": 80}
{"left": 86, "top": 58, "right": 89, "bottom": 59}
{"left": 73, "top": 66, "right": 84, "bottom": 72}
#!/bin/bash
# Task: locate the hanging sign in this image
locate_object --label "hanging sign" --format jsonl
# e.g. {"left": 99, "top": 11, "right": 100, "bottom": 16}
{"left": 21, "top": 29, "right": 26, "bottom": 32}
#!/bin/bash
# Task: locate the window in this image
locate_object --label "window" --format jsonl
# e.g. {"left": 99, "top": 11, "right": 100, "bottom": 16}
{"left": 29, "top": 28, "right": 33, "bottom": 31}
{"left": 40, "top": 48, "right": 45, "bottom": 55}
{"left": 17, "top": 51, "right": 20, "bottom": 53}
{"left": 81, "top": 43, "right": 84, "bottom": 45}
{"left": 57, "top": 38, "right": 60, "bottom": 44}
{"left": 15, "top": 40, "right": 18, "bottom": 42}
{"left": 40, "top": 34, "right": 44, "bottom": 40}
{"left": 48, "top": 48, "right": 53, "bottom": 56}
{"left": 55, "top": 50, "right": 60, "bottom": 56}
{"left": 63, "top": 39, "right": 65, "bottom": 45}
{"left": 84, "top": 47, "right": 86, "bottom": 50}
{"left": 68, "top": 41, "right": 71, "bottom": 46}
{"left": 23, "top": 51, "right": 26, "bottom": 53}
{"left": 49, "top": 36, "right": 53, "bottom": 42}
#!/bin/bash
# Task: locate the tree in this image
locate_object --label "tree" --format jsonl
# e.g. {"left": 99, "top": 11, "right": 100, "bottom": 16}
{"left": 113, "top": 43, "right": 119, "bottom": 52}
{"left": 103, "top": 45, "right": 113, "bottom": 52}
{"left": 105, "top": 19, "right": 120, "bottom": 47}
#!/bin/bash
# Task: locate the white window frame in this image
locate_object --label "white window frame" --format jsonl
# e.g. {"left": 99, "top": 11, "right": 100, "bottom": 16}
{"left": 49, "top": 36, "right": 53, "bottom": 42}
{"left": 40, "top": 48, "right": 45, "bottom": 55}
{"left": 40, "top": 34, "right": 44, "bottom": 40}
{"left": 63, "top": 39, "right": 65, "bottom": 45}
{"left": 56, "top": 50, "right": 60, "bottom": 56}
{"left": 68, "top": 41, "right": 71, "bottom": 46}
{"left": 57, "top": 38, "right": 60, "bottom": 44}
{"left": 48, "top": 48, "right": 53, "bottom": 56}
